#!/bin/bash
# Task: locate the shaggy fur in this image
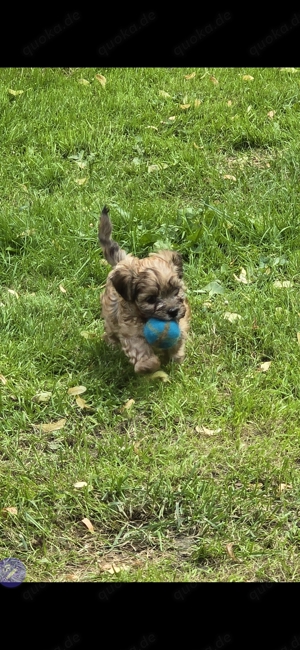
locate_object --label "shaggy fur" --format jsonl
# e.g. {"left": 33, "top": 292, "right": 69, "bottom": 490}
{"left": 99, "top": 206, "right": 190, "bottom": 373}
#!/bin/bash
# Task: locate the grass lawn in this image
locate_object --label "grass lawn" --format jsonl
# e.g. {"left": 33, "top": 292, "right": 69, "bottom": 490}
{"left": 1, "top": 67, "right": 300, "bottom": 582}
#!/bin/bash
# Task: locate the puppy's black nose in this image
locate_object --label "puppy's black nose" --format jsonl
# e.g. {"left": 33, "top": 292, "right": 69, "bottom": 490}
{"left": 168, "top": 307, "right": 178, "bottom": 318}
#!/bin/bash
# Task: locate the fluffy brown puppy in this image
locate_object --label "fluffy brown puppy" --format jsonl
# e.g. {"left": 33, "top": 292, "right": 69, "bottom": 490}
{"left": 99, "top": 206, "right": 190, "bottom": 373}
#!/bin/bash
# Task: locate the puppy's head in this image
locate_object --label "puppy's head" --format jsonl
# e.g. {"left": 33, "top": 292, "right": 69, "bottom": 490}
{"left": 109, "top": 252, "right": 186, "bottom": 321}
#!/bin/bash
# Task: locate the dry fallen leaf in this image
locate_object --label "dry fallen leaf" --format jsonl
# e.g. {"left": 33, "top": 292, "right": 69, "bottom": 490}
{"left": 180, "top": 104, "right": 191, "bottom": 110}
{"left": 184, "top": 72, "right": 196, "bottom": 79}
{"left": 193, "top": 142, "right": 203, "bottom": 149}
{"left": 2, "top": 507, "right": 18, "bottom": 515}
{"left": 233, "top": 268, "right": 249, "bottom": 284}
{"left": 196, "top": 426, "right": 221, "bottom": 436}
{"left": 75, "top": 395, "right": 92, "bottom": 409}
{"left": 80, "top": 331, "right": 98, "bottom": 340}
{"left": 40, "top": 418, "right": 66, "bottom": 432}
{"left": 59, "top": 284, "right": 67, "bottom": 293}
{"left": 81, "top": 517, "right": 94, "bottom": 533}
{"left": 148, "top": 164, "right": 168, "bottom": 173}
{"left": 278, "top": 483, "right": 292, "bottom": 493}
{"left": 0, "top": 374, "right": 7, "bottom": 385}
{"left": 227, "top": 100, "right": 232, "bottom": 106}
{"left": 194, "top": 99, "right": 201, "bottom": 107}
{"left": 74, "top": 481, "right": 88, "bottom": 489}
{"left": 273, "top": 280, "right": 293, "bottom": 288}
{"left": 267, "top": 110, "right": 276, "bottom": 119}
{"left": 259, "top": 361, "right": 272, "bottom": 372}
{"left": 78, "top": 78, "right": 90, "bottom": 85}
{"left": 168, "top": 116, "right": 176, "bottom": 121}
{"left": 121, "top": 398, "right": 135, "bottom": 411}
{"left": 75, "top": 178, "right": 87, "bottom": 185}
{"left": 242, "top": 75, "right": 254, "bottom": 81}
{"left": 226, "top": 542, "right": 237, "bottom": 560}
{"left": 32, "top": 391, "right": 52, "bottom": 403}
{"left": 297, "top": 332, "right": 300, "bottom": 346}
{"left": 95, "top": 74, "right": 106, "bottom": 87}
{"left": 146, "top": 125, "right": 158, "bottom": 131}
{"left": 8, "top": 89, "right": 24, "bottom": 96}
{"left": 148, "top": 370, "right": 170, "bottom": 382}
{"left": 159, "top": 90, "right": 171, "bottom": 97}
{"left": 99, "top": 562, "right": 129, "bottom": 574}
{"left": 68, "top": 386, "right": 87, "bottom": 395}
{"left": 279, "top": 67, "right": 298, "bottom": 73}
{"left": 209, "top": 75, "right": 219, "bottom": 85}
{"left": 7, "top": 289, "right": 19, "bottom": 298}
{"left": 223, "top": 174, "right": 236, "bottom": 181}
{"left": 224, "top": 312, "right": 242, "bottom": 323}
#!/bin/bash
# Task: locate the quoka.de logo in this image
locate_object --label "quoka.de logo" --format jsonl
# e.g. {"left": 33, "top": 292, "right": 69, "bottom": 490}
{"left": 0, "top": 558, "right": 26, "bottom": 588}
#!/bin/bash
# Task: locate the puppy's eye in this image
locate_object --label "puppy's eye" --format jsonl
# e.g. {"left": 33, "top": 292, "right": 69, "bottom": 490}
{"left": 173, "top": 288, "right": 179, "bottom": 296}
{"left": 146, "top": 295, "right": 157, "bottom": 304}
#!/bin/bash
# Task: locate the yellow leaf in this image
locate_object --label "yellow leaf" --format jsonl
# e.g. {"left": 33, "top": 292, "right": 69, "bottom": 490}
{"left": 75, "top": 395, "right": 91, "bottom": 409}
{"left": 267, "top": 110, "right": 276, "bottom": 119}
{"left": 148, "top": 371, "right": 170, "bottom": 382}
{"left": 223, "top": 174, "right": 236, "bottom": 181}
{"left": 80, "top": 331, "right": 98, "bottom": 340}
{"left": 226, "top": 542, "right": 237, "bottom": 560}
{"left": 148, "top": 164, "right": 168, "bottom": 173}
{"left": 209, "top": 75, "right": 219, "bottom": 85}
{"left": 81, "top": 517, "right": 94, "bottom": 532}
{"left": 194, "top": 99, "right": 201, "bottom": 107}
{"left": 279, "top": 67, "right": 298, "bottom": 73}
{"left": 179, "top": 104, "right": 191, "bottom": 109}
{"left": 40, "top": 418, "right": 66, "bottom": 432}
{"left": 68, "top": 385, "right": 87, "bottom": 395}
{"left": 2, "top": 507, "right": 18, "bottom": 515}
{"left": 184, "top": 72, "right": 196, "bottom": 80}
{"left": 168, "top": 116, "right": 176, "bottom": 121}
{"left": 273, "top": 280, "right": 293, "bottom": 288}
{"left": 95, "top": 74, "right": 106, "bottom": 87}
{"left": 195, "top": 426, "right": 221, "bottom": 435}
{"left": 146, "top": 125, "right": 158, "bottom": 131}
{"left": 75, "top": 178, "right": 87, "bottom": 185}
{"left": 242, "top": 75, "right": 254, "bottom": 81}
{"left": 233, "top": 268, "right": 249, "bottom": 284}
{"left": 8, "top": 89, "right": 24, "bottom": 96}
{"left": 259, "top": 361, "right": 272, "bottom": 372}
{"left": 223, "top": 312, "right": 241, "bottom": 323}
{"left": 73, "top": 481, "right": 88, "bottom": 488}
{"left": 227, "top": 100, "right": 232, "bottom": 106}
{"left": 159, "top": 90, "right": 171, "bottom": 97}
{"left": 32, "top": 391, "right": 52, "bottom": 403}
{"left": 59, "top": 284, "right": 67, "bottom": 293}
{"left": 121, "top": 398, "right": 135, "bottom": 411}
{"left": 0, "top": 374, "right": 7, "bottom": 385}
{"left": 7, "top": 288, "right": 19, "bottom": 298}
{"left": 78, "top": 78, "right": 90, "bottom": 85}
{"left": 278, "top": 483, "right": 292, "bottom": 493}
{"left": 297, "top": 332, "right": 300, "bottom": 345}
{"left": 20, "top": 229, "right": 36, "bottom": 236}
{"left": 193, "top": 142, "right": 203, "bottom": 149}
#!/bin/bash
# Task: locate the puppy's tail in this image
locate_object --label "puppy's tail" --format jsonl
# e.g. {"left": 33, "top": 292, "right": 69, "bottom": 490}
{"left": 98, "top": 206, "right": 127, "bottom": 266}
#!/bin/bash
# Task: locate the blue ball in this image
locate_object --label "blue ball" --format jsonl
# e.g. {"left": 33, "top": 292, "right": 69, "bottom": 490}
{"left": 143, "top": 318, "right": 181, "bottom": 349}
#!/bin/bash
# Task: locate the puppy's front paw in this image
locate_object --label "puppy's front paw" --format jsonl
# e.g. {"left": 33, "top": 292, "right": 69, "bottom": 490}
{"left": 170, "top": 351, "right": 185, "bottom": 364}
{"left": 134, "top": 356, "right": 161, "bottom": 374}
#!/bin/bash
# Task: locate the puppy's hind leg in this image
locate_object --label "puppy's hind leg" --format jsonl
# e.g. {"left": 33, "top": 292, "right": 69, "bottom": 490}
{"left": 120, "top": 336, "right": 161, "bottom": 374}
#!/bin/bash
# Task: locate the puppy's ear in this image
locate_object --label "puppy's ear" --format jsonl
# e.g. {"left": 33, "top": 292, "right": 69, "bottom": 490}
{"left": 110, "top": 267, "right": 137, "bottom": 301}
{"left": 155, "top": 250, "right": 183, "bottom": 278}
{"left": 170, "top": 252, "right": 183, "bottom": 278}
